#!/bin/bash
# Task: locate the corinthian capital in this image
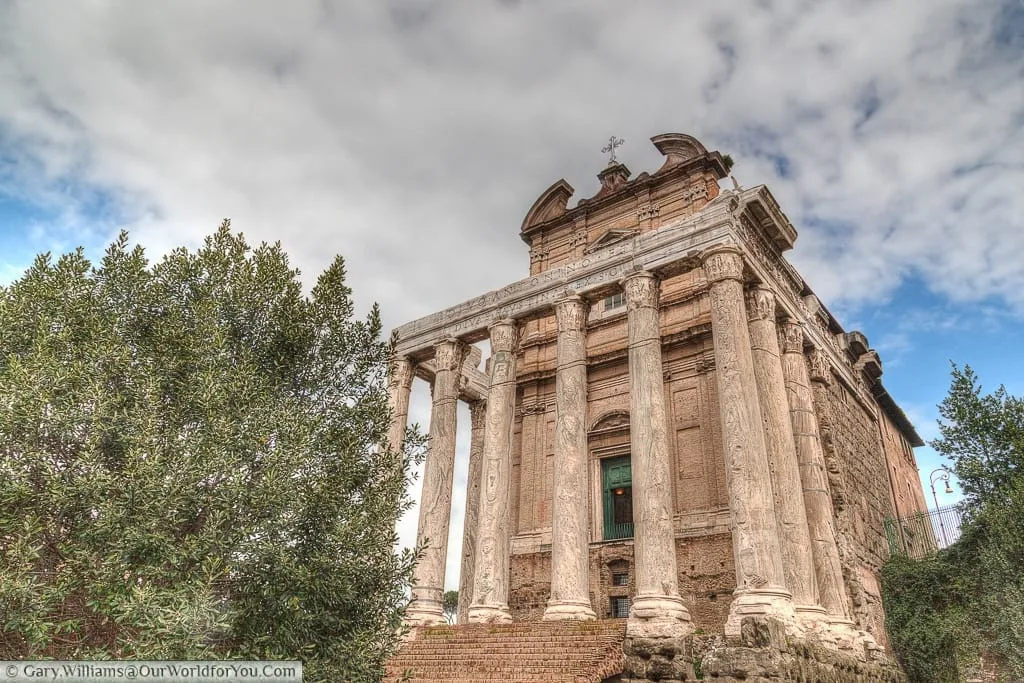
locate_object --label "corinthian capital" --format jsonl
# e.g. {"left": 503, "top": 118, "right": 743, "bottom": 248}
{"left": 620, "top": 270, "right": 659, "bottom": 309}
{"left": 701, "top": 246, "right": 744, "bottom": 284}
{"left": 389, "top": 355, "right": 415, "bottom": 390}
{"left": 554, "top": 296, "right": 587, "bottom": 333}
{"left": 434, "top": 338, "right": 469, "bottom": 373}
{"left": 488, "top": 319, "right": 519, "bottom": 354}
{"left": 745, "top": 286, "right": 776, "bottom": 322}
{"left": 779, "top": 321, "right": 805, "bottom": 354}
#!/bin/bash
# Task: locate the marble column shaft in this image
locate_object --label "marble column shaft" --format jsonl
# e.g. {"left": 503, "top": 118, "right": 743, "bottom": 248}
{"left": 702, "top": 247, "right": 792, "bottom": 632}
{"left": 746, "top": 287, "right": 820, "bottom": 616}
{"left": 621, "top": 271, "right": 692, "bottom": 638}
{"left": 780, "top": 326, "right": 851, "bottom": 621}
{"left": 468, "top": 320, "right": 519, "bottom": 623}
{"left": 544, "top": 296, "right": 597, "bottom": 621}
{"left": 386, "top": 355, "right": 415, "bottom": 457}
{"left": 457, "top": 400, "right": 487, "bottom": 625}
{"left": 406, "top": 338, "right": 467, "bottom": 626}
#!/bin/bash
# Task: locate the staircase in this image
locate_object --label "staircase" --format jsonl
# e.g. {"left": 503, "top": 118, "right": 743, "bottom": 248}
{"left": 385, "top": 620, "right": 627, "bottom": 683}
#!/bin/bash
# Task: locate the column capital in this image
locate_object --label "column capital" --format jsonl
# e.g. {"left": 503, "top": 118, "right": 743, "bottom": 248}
{"left": 620, "top": 269, "right": 659, "bottom": 309}
{"left": 434, "top": 338, "right": 468, "bottom": 372}
{"left": 389, "top": 355, "right": 416, "bottom": 390}
{"left": 701, "top": 245, "right": 745, "bottom": 284}
{"left": 745, "top": 285, "right": 777, "bottom": 322}
{"left": 779, "top": 320, "right": 805, "bottom": 355}
{"left": 554, "top": 296, "right": 587, "bottom": 332}
{"left": 469, "top": 399, "right": 487, "bottom": 427}
{"left": 807, "top": 348, "right": 832, "bottom": 384}
{"left": 487, "top": 319, "right": 519, "bottom": 353}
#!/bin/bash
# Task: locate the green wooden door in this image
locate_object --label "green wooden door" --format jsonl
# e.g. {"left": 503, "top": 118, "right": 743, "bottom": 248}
{"left": 602, "top": 455, "right": 634, "bottom": 540}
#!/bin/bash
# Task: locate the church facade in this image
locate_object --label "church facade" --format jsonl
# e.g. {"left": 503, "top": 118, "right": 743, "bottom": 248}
{"left": 385, "top": 133, "right": 927, "bottom": 677}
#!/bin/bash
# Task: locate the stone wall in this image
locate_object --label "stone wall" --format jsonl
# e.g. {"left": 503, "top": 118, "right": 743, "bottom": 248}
{"left": 510, "top": 534, "right": 736, "bottom": 632}
{"left": 814, "top": 377, "right": 895, "bottom": 646}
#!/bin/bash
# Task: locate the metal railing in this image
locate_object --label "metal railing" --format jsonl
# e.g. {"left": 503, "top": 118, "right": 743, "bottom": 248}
{"left": 885, "top": 504, "right": 964, "bottom": 559}
{"left": 604, "top": 521, "right": 634, "bottom": 541}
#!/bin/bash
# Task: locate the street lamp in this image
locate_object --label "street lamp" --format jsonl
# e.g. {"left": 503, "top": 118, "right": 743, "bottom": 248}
{"left": 929, "top": 468, "right": 954, "bottom": 547}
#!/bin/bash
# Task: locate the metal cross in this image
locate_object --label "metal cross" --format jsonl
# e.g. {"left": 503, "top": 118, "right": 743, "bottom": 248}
{"left": 601, "top": 136, "right": 624, "bottom": 164}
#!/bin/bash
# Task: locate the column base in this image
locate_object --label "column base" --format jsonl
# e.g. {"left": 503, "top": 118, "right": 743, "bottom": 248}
{"left": 724, "top": 587, "right": 796, "bottom": 637}
{"left": 542, "top": 599, "right": 597, "bottom": 621}
{"left": 626, "top": 593, "right": 693, "bottom": 639}
{"left": 467, "top": 603, "right": 513, "bottom": 624}
{"left": 793, "top": 603, "right": 829, "bottom": 635}
{"left": 404, "top": 600, "right": 445, "bottom": 627}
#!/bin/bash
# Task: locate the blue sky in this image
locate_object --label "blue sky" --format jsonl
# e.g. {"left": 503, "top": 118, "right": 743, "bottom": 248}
{"left": 1, "top": 0, "right": 1021, "bottom": 588}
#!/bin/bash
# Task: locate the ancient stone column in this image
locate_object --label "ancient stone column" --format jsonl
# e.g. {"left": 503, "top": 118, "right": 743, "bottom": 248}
{"left": 468, "top": 320, "right": 519, "bottom": 623}
{"left": 544, "top": 296, "right": 597, "bottom": 621}
{"left": 386, "top": 355, "right": 415, "bottom": 456}
{"left": 701, "top": 247, "right": 794, "bottom": 635}
{"left": 779, "top": 325, "right": 853, "bottom": 624}
{"left": 406, "top": 338, "right": 467, "bottom": 626}
{"left": 620, "top": 271, "right": 692, "bottom": 639}
{"left": 457, "top": 400, "right": 487, "bottom": 624}
{"left": 746, "top": 287, "right": 823, "bottom": 628}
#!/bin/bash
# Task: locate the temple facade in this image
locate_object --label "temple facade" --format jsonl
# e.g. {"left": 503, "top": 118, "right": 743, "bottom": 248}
{"left": 386, "top": 133, "right": 927, "bottom": 666}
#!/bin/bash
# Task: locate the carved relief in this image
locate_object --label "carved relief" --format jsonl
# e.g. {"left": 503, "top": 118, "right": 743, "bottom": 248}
{"left": 744, "top": 286, "right": 775, "bottom": 322}
{"left": 555, "top": 297, "right": 587, "bottom": 333}
{"left": 683, "top": 183, "right": 709, "bottom": 203}
{"left": 808, "top": 348, "right": 832, "bottom": 384}
{"left": 779, "top": 321, "right": 804, "bottom": 355}
{"left": 435, "top": 339, "right": 468, "bottom": 372}
{"left": 734, "top": 216, "right": 802, "bottom": 301}
{"left": 701, "top": 248, "right": 744, "bottom": 283}
{"left": 489, "top": 319, "right": 519, "bottom": 354}
{"left": 622, "top": 271, "right": 659, "bottom": 309}
{"left": 389, "top": 355, "right": 415, "bottom": 390}
{"left": 637, "top": 202, "right": 661, "bottom": 221}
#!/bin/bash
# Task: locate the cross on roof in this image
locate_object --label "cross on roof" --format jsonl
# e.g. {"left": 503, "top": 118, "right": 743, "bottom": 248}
{"left": 601, "top": 136, "right": 624, "bottom": 165}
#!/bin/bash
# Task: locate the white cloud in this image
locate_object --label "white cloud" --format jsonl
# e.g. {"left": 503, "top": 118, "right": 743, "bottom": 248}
{"left": 1, "top": 0, "right": 1021, "bottom": 590}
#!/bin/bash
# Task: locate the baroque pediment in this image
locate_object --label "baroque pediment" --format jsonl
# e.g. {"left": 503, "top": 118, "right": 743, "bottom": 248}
{"left": 585, "top": 228, "right": 638, "bottom": 254}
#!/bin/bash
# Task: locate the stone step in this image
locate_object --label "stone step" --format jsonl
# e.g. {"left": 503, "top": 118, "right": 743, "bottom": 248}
{"left": 385, "top": 620, "right": 626, "bottom": 683}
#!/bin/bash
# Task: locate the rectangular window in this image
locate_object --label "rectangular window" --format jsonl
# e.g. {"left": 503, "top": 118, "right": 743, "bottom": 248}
{"left": 604, "top": 293, "right": 626, "bottom": 310}
{"left": 612, "top": 572, "right": 629, "bottom": 586}
{"left": 610, "top": 596, "right": 630, "bottom": 619}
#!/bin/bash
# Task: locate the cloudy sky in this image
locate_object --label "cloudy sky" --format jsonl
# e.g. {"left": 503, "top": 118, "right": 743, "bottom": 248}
{"left": 2, "top": 0, "right": 1021, "bottom": 590}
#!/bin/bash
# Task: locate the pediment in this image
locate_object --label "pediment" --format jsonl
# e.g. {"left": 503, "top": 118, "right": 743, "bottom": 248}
{"left": 520, "top": 179, "right": 575, "bottom": 233}
{"left": 585, "top": 228, "right": 638, "bottom": 254}
{"left": 590, "top": 410, "right": 630, "bottom": 434}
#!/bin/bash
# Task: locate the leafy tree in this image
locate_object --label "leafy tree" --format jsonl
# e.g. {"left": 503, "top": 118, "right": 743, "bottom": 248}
{"left": 884, "top": 364, "right": 1023, "bottom": 681}
{"left": 0, "top": 223, "right": 424, "bottom": 682}
{"left": 443, "top": 590, "right": 458, "bottom": 624}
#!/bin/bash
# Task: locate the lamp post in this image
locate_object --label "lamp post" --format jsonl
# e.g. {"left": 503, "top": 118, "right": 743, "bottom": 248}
{"left": 929, "top": 468, "right": 954, "bottom": 547}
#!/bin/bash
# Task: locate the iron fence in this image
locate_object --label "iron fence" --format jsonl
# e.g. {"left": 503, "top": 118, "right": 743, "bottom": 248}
{"left": 884, "top": 504, "right": 964, "bottom": 559}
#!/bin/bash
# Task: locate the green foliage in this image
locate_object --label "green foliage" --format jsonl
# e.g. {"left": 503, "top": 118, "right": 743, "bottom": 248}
{"left": 721, "top": 154, "right": 735, "bottom": 172}
{"left": 883, "top": 364, "right": 1024, "bottom": 681}
{"left": 442, "top": 591, "right": 458, "bottom": 624}
{"left": 0, "top": 223, "right": 425, "bottom": 682}
{"left": 881, "top": 551, "right": 977, "bottom": 682}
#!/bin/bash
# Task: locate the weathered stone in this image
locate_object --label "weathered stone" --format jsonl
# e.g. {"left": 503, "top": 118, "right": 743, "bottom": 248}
{"left": 389, "top": 133, "right": 928, "bottom": 680}
{"left": 544, "top": 296, "right": 597, "bottom": 621}
{"left": 457, "top": 400, "right": 486, "bottom": 624}
{"left": 407, "top": 338, "right": 467, "bottom": 626}
{"left": 622, "top": 270, "right": 692, "bottom": 639}
{"left": 468, "top": 320, "right": 519, "bottom": 623}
